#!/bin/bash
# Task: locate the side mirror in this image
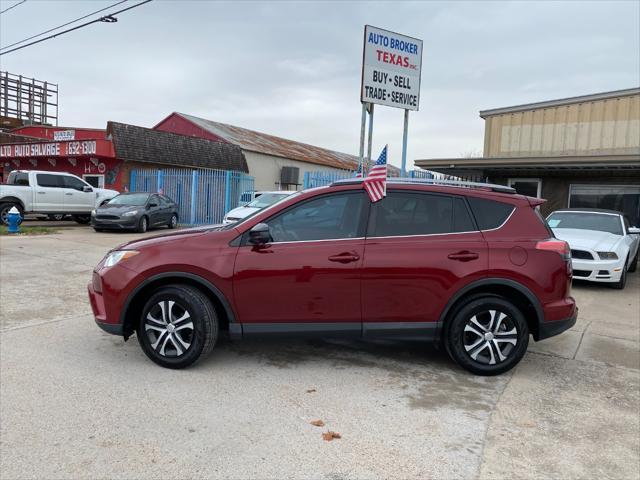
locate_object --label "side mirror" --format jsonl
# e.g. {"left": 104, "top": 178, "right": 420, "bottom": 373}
{"left": 249, "top": 223, "right": 271, "bottom": 245}
{"left": 629, "top": 226, "right": 640, "bottom": 235}
{"left": 83, "top": 186, "right": 93, "bottom": 192}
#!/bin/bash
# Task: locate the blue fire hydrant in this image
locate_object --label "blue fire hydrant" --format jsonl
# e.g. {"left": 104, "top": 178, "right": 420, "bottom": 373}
{"left": 7, "top": 206, "right": 21, "bottom": 234}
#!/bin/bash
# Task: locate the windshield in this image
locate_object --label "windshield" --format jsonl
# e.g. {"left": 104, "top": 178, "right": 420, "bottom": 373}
{"left": 246, "top": 192, "right": 292, "bottom": 209}
{"left": 106, "top": 193, "right": 150, "bottom": 206}
{"left": 234, "top": 191, "right": 302, "bottom": 225}
{"left": 547, "top": 212, "right": 623, "bottom": 235}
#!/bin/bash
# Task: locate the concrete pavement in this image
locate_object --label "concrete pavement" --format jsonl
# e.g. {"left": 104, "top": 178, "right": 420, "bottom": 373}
{"left": 1, "top": 227, "right": 638, "bottom": 479}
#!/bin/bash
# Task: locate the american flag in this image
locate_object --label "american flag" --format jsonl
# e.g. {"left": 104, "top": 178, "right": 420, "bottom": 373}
{"left": 354, "top": 162, "right": 363, "bottom": 178}
{"left": 363, "top": 145, "right": 388, "bottom": 202}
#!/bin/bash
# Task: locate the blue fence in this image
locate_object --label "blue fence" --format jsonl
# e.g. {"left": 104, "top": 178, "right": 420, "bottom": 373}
{"left": 302, "top": 168, "right": 433, "bottom": 189}
{"left": 130, "top": 167, "right": 254, "bottom": 226}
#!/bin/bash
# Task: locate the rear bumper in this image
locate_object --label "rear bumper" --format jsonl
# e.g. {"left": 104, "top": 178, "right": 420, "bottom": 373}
{"left": 536, "top": 310, "right": 578, "bottom": 341}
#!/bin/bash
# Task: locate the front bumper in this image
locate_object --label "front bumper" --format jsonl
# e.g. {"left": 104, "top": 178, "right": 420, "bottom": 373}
{"left": 571, "top": 257, "right": 624, "bottom": 283}
{"left": 91, "top": 216, "right": 138, "bottom": 230}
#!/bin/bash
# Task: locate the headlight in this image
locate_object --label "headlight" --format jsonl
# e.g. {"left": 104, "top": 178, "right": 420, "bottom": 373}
{"left": 122, "top": 210, "right": 139, "bottom": 217}
{"left": 103, "top": 250, "right": 139, "bottom": 267}
{"left": 597, "top": 252, "right": 618, "bottom": 260}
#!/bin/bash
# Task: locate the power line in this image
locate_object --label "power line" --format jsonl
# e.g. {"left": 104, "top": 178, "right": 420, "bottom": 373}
{"left": 0, "top": 0, "right": 152, "bottom": 56}
{"left": 1, "top": 0, "right": 128, "bottom": 52}
{"left": 0, "top": 0, "right": 27, "bottom": 15}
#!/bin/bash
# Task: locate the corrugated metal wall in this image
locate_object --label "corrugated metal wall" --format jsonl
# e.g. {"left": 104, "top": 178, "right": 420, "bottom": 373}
{"left": 484, "top": 93, "right": 640, "bottom": 157}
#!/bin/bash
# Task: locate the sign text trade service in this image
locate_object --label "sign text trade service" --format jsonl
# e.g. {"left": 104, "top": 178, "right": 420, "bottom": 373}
{"left": 361, "top": 25, "right": 423, "bottom": 111}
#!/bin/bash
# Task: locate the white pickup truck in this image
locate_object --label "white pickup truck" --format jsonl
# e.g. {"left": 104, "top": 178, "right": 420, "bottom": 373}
{"left": 0, "top": 170, "right": 119, "bottom": 225}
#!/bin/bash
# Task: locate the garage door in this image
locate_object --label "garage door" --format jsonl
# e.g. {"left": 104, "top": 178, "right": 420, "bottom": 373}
{"left": 569, "top": 185, "right": 640, "bottom": 227}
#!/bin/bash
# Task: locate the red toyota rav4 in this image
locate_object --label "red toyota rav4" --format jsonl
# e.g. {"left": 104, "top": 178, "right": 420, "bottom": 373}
{"left": 88, "top": 179, "right": 577, "bottom": 375}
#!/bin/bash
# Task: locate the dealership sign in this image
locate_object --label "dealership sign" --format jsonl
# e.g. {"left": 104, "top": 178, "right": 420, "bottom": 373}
{"left": 53, "top": 130, "right": 75, "bottom": 141}
{"left": 361, "top": 25, "right": 423, "bottom": 111}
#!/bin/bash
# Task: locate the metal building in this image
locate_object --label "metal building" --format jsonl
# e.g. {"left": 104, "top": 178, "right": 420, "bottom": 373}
{"left": 415, "top": 88, "right": 640, "bottom": 225}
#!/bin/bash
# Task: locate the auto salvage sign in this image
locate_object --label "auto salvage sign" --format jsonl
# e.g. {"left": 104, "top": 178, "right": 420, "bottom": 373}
{"left": 361, "top": 25, "right": 423, "bottom": 111}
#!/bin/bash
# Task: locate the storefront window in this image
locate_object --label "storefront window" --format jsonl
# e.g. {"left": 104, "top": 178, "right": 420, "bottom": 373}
{"left": 569, "top": 185, "right": 640, "bottom": 227}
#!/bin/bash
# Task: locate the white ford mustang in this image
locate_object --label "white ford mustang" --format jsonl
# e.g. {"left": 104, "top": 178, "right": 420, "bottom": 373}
{"left": 547, "top": 209, "right": 640, "bottom": 289}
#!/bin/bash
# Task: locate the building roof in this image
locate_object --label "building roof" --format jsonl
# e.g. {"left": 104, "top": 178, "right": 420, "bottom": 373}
{"left": 479, "top": 87, "right": 640, "bottom": 118}
{"left": 0, "top": 131, "right": 42, "bottom": 144}
{"left": 107, "top": 122, "right": 248, "bottom": 173}
{"left": 172, "top": 112, "right": 362, "bottom": 171}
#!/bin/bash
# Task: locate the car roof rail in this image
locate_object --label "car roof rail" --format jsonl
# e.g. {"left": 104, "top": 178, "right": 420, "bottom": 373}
{"left": 330, "top": 177, "right": 517, "bottom": 194}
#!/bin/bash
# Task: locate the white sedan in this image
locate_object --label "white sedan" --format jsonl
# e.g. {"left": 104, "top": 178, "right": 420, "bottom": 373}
{"left": 223, "top": 191, "right": 296, "bottom": 224}
{"left": 547, "top": 209, "right": 640, "bottom": 289}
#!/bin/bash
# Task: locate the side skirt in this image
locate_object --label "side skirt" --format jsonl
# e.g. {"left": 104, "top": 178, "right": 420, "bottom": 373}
{"left": 229, "top": 321, "right": 441, "bottom": 342}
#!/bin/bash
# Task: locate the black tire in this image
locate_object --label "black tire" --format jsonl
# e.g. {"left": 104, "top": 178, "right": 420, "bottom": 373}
{"left": 72, "top": 214, "right": 91, "bottom": 225}
{"left": 445, "top": 295, "right": 529, "bottom": 376}
{"left": 628, "top": 251, "right": 638, "bottom": 273}
{"left": 137, "top": 216, "right": 148, "bottom": 233}
{"left": 48, "top": 214, "right": 65, "bottom": 221}
{"left": 93, "top": 228, "right": 104, "bottom": 233}
{"left": 168, "top": 214, "right": 178, "bottom": 229}
{"left": 0, "top": 202, "right": 24, "bottom": 225}
{"left": 611, "top": 259, "right": 628, "bottom": 289}
{"left": 137, "top": 285, "right": 218, "bottom": 369}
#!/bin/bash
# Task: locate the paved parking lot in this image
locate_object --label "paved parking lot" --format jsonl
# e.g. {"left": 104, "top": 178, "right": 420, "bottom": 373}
{"left": 1, "top": 226, "right": 638, "bottom": 479}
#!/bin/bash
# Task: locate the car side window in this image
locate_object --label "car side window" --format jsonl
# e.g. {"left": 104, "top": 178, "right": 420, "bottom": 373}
{"left": 264, "top": 192, "right": 365, "bottom": 242}
{"left": 149, "top": 195, "right": 160, "bottom": 206}
{"left": 160, "top": 195, "right": 173, "bottom": 206}
{"left": 467, "top": 197, "right": 515, "bottom": 230}
{"left": 14, "top": 173, "right": 29, "bottom": 186}
{"left": 370, "top": 192, "right": 474, "bottom": 237}
{"left": 62, "top": 175, "right": 87, "bottom": 191}
{"left": 36, "top": 174, "right": 63, "bottom": 188}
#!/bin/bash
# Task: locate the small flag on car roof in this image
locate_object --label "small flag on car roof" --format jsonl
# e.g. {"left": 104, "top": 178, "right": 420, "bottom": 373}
{"left": 363, "top": 145, "right": 388, "bottom": 203}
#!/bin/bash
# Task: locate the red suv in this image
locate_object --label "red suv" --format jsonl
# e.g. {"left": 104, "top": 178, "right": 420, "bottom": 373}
{"left": 88, "top": 179, "right": 577, "bottom": 375}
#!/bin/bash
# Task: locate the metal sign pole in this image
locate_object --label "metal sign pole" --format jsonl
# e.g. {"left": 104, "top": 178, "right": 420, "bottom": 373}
{"left": 366, "top": 103, "right": 374, "bottom": 176}
{"left": 358, "top": 102, "right": 367, "bottom": 174}
{"left": 401, "top": 109, "right": 409, "bottom": 177}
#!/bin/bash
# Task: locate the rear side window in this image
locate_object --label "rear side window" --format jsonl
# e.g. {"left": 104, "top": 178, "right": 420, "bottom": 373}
{"left": 36, "top": 174, "right": 63, "bottom": 188}
{"left": 468, "top": 197, "right": 514, "bottom": 230}
{"left": 8, "top": 172, "right": 29, "bottom": 186}
{"left": 371, "top": 192, "right": 476, "bottom": 237}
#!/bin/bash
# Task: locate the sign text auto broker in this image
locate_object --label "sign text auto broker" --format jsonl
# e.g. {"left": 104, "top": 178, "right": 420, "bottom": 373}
{"left": 361, "top": 25, "right": 423, "bottom": 111}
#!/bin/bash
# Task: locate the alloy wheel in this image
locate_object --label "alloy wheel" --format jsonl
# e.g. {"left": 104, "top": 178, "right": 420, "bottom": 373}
{"left": 144, "top": 300, "right": 194, "bottom": 357}
{"left": 463, "top": 309, "right": 518, "bottom": 365}
{"left": 171, "top": 215, "right": 177, "bottom": 228}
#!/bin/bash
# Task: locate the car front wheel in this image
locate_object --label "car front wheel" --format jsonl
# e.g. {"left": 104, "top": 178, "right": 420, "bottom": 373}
{"left": 446, "top": 295, "right": 529, "bottom": 376}
{"left": 137, "top": 285, "right": 218, "bottom": 369}
{"left": 168, "top": 214, "right": 178, "bottom": 229}
{"left": 137, "top": 216, "right": 148, "bottom": 233}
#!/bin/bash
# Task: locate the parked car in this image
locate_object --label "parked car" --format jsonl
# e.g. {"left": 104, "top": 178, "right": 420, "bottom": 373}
{"left": 547, "top": 208, "right": 640, "bottom": 289}
{"left": 0, "top": 170, "right": 118, "bottom": 225}
{"left": 91, "top": 193, "right": 179, "bottom": 233}
{"left": 88, "top": 179, "right": 577, "bottom": 375}
{"left": 223, "top": 190, "right": 296, "bottom": 224}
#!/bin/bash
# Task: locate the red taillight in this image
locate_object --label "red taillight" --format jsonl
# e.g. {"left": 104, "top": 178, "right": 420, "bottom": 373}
{"left": 536, "top": 239, "right": 570, "bottom": 260}
{"left": 92, "top": 271, "right": 102, "bottom": 294}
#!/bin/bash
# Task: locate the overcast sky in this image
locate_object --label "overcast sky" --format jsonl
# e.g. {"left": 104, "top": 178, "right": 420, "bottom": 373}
{"left": 1, "top": 0, "right": 638, "bottom": 168}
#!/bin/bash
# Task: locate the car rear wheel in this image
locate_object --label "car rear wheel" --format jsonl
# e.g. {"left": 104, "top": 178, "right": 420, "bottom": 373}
{"left": 72, "top": 214, "right": 91, "bottom": 224}
{"left": 137, "top": 216, "right": 148, "bottom": 233}
{"left": 446, "top": 295, "right": 529, "bottom": 376}
{"left": 168, "top": 214, "right": 178, "bottom": 229}
{"left": 137, "top": 285, "right": 218, "bottom": 369}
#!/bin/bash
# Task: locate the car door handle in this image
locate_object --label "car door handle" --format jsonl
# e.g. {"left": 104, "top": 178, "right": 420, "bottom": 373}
{"left": 328, "top": 252, "right": 360, "bottom": 263}
{"left": 65, "top": 193, "right": 73, "bottom": 196}
{"left": 37, "top": 191, "right": 46, "bottom": 194}
{"left": 448, "top": 251, "right": 479, "bottom": 262}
